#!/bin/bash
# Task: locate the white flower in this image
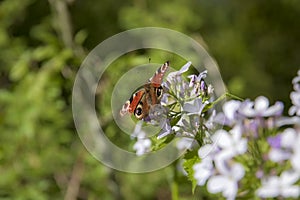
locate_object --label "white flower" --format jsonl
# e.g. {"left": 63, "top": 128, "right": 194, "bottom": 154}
{"left": 214, "top": 100, "right": 242, "bottom": 126}
{"left": 292, "top": 70, "right": 300, "bottom": 91}
{"left": 280, "top": 128, "right": 298, "bottom": 148}
{"left": 198, "top": 143, "right": 218, "bottom": 159}
{"left": 167, "top": 61, "right": 191, "bottom": 81}
{"left": 276, "top": 116, "right": 300, "bottom": 127}
{"left": 239, "top": 96, "right": 284, "bottom": 118}
{"left": 133, "top": 138, "right": 152, "bottom": 156}
{"left": 173, "top": 114, "right": 201, "bottom": 138}
{"left": 214, "top": 125, "right": 247, "bottom": 157}
{"left": 224, "top": 101, "right": 241, "bottom": 121}
{"left": 290, "top": 130, "right": 300, "bottom": 172}
{"left": 268, "top": 129, "right": 294, "bottom": 162}
{"left": 176, "top": 137, "right": 194, "bottom": 151}
{"left": 204, "top": 109, "right": 216, "bottom": 130}
{"left": 165, "top": 61, "right": 191, "bottom": 91}
{"left": 132, "top": 121, "right": 145, "bottom": 138}
{"left": 269, "top": 148, "right": 291, "bottom": 162}
{"left": 164, "top": 61, "right": 194, "bottom": 100}
{"left": 182, "top": 98, "right": 208, "bottom": 115}
{"left": 291, "top": 149, "right": 300, "bottom": 173}
{"left": 157, "top": 120, "right": 172, "bottom": 139}
{"left": 289, "top": 91, "right": 300, "bottom": 116}
{"left": 187, "top": 70, "right": 208, "bottom": 97}
{"left": 207, "top": 163, "right": 245, "bottom": 200}
{"left": 193, "top": 143, "right": 218, "bottom": 186}
{"left": 132, "top": 121, "right": 152, "bottom": 156}
{"left": 193, "top": 157, "right": 214, "bottom": 186}
{"left": 257, "top": 170, "right": 300, "bottom": 198}
{"left": 188, "top": 70, "right": 207, "bottom": 87}
{"left": 268, "top": 128, "right": 300, "bottom": 171}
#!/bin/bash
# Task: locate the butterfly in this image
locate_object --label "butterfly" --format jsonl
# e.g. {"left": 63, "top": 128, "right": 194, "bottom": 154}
{"left": 120, "top": 61, "right": 170, "bottom": 120}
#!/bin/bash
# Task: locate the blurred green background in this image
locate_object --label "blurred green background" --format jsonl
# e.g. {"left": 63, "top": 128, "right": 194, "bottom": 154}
{"left": 0, "top": 0, "right": 299, "bottom": 199}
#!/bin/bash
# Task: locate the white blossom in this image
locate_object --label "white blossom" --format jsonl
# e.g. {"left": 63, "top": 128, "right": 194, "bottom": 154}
{"left": 132, "top": 121, "right": 152, "bottom": 156}
{"left": 214, "top": 100, "right": 242, "bottom": 126}
{"left": 193, "top": 157, "right": 214, "bottom": 186}
{"left": 207, "top": 163, "right": 245, "bottom": 200}
{"left": 239, "top": 96, "right": 284, "bottom": 118}
{"left": 176, "top": 137, "right": 195, "bottom": 151}
{"left": 289, "top": 91, "right": 300, "bottom": 116}
{"left": 257, "top": 170, "right": 300, "bottom": 198}
{"left": 182, "top": 98, "right": 207, "bottom": 115}
{"left": 214, "top": 125, "right": 247, "bottom": 158}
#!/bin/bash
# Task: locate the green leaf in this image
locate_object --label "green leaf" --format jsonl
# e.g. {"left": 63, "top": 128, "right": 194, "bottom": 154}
{"left": 151, "top": 134, "right": 175, "bottom": 151}
{"left": 10, "top": 51, "right": 31, "bottom": 81}
{"left": 183, "top": 150, "right": 200, "bottom": 193}
{"left": 74, "top": 30, "right": 88, "bottom": 45}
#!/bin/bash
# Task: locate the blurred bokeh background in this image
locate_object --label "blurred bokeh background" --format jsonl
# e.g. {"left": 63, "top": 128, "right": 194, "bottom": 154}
{"left": 0, "top": 0, "right": 299, "bottom": 199}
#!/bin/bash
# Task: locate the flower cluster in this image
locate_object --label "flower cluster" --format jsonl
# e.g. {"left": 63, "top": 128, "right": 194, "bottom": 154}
{"left": 193, "top": 125, "right": 247, "bottom": 200}
{"left": 258, "top": 127, "right": 300, "bottom": 198}
{"left": 214, "top": 96, "right": 284, "bottom": 133}
{"left": 131, "top": 61, "right": 215, "bottom": 154}
{"left": 192, "top": 91, "right": 300, "bottom": 199}
{"left": 157, "top": 61, "right": 214, "bottom": 142}
{"left": 254, "top": 71, "right": 300, "bottom": 198}
{"left": 130, "top": 63, "right": 300, "bottom": 199}
{"left": 190, "top": 69, "right": 300, "bottom": 199}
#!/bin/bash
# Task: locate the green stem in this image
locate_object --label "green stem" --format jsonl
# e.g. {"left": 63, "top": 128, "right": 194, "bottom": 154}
{"left": 48, "top": 0, "right": 85, "bottom": 57}
{"left": 209, "top": 92, "right": 244, "bottom": 107}
{"left": 225, "top": 92, "right": 244, "bottom": 101}
{"left": 171, "top": 162, "right": 179, "bottom": 200}
{"left": 171, "top": 180, "right": 179, "bottom": 200}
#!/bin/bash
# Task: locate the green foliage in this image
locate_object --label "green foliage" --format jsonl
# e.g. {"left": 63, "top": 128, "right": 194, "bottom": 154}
{"left": 182, "top": 150, "right": 200, "bottom": 193}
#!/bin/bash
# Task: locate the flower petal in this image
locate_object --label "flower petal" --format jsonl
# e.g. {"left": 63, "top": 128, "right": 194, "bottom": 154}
{"left": 239, "top": 100, "right": 255, "bottom": 117}
{"left": 231, "top": 163, "right": 245, "bottom": 180}
{"left": 291, "top": 152, "right": 300, "bottom": 172}
{"left": 132, "top": 121, "right": 146, "bottom": 138}
{"left": 193, "top": 160, "right": 213, "bottom": 185}
{"left": 281, "top": 128, "right": 297, "bottom": 148}
{"left": 235, "top": 138, "right": 248, "bottom": 155}
{"left": 198, "top": 144, "right": 216, "bottom": 158}
{"left": 223, "top": 100, "right": 241, "bottom": 121}
{"left": 264, "top": 101, "right": 284, "bottom": 117}
{"left": 133, "top": 138, "right": 152, "bottom": 156}
{"left": 257, "top": 185, "right": 279, "bottom": 198}
{"left": 183, "top": 98, "right": 205, "bottom": 115}
{"left": 207, "top": 175, "right": 228, "bottom": 194}
{"left": 269, "top": 148, "right": 291, "bottom": 162}
{"left": 215, "top": 150, "right": 234, "bottom": 174}
{"left": 281, "top": 185, "right": 300, "bottom": 198}
{"left": 257, "top": 176, "right": 280, "bottom": 198}
{"left": 216, "top": 130, "right": 232, "bottom": 149}
{"left": 179, "top": 61, "right": 192, "bottom": 73}
{"left": 267, "top": 135, "right": 282, "bottom": 148}
{"left": 281, "top": 170, "right": 300, "bottom": 186}
{"left": 254, "top": 96, "right": 269, "bottom": 113}
{"left": 176, "top": 137, "right": 194, "bottom": 151}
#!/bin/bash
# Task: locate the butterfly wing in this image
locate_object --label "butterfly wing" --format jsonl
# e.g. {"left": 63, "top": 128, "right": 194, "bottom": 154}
{"left": 120, "top": 89, "right": 145, "bottom": 116}
{"left": 120, "top": 61, "right": 169, "bottom": 120}
{"left": 145, "top": 61, "right": 169, "bottom": 106}
{"left": 148, "top": 61, "right": 169, "bottom": 87}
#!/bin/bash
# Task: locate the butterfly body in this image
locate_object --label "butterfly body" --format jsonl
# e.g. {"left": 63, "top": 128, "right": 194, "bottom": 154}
{"left": 120, "top": 61, "right": 169, "bottom": 120}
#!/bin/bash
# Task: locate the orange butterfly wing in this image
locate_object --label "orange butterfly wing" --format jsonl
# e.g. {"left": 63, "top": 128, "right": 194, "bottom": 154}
{"left": 120, "top": 61, "right": 169, "bottom": 119}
